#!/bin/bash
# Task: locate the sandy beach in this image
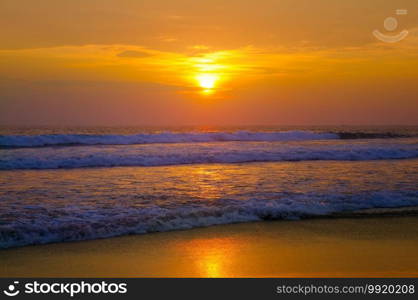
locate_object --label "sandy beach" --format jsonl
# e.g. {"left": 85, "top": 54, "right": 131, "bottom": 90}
{"left": 1, "top": 216, "right": 418, "bottom": 278}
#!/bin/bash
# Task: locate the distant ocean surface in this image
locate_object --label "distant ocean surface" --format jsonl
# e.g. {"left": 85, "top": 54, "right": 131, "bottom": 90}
{"left": 1, "top": 126, "right": 417, "bottom": 248}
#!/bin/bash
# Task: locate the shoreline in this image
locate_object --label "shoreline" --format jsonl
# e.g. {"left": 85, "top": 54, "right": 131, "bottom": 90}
{"left": 2, "top": 205, "right": 418, "bottom": 250}
{"left": 1, "top": 215, "right": 418, "bottom": 277}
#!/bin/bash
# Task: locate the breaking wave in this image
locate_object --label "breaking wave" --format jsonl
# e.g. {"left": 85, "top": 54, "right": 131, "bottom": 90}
{"left": 1, "top": 190, "right": 417, "bottom": 249}
{"left": 0, "top": 131, "right": 340, "bottom": 148}
{"left": 1, "top": 138, "right": 417, "bottom": 170}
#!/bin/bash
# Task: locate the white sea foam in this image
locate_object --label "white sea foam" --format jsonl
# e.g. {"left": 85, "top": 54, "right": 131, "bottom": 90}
{"left": 0, "top": 131, "right": 338, "bottom": 148}
{"left": 0, "top": 190, "right": 417, "bottom": 249}
{"left": 0, "top": 138, "right": 417, "bottom": 170}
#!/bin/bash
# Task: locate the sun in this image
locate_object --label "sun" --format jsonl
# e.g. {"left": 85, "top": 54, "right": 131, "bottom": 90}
{"left": 196, "top": 74, "right": 218, "bottom": 90}
{"left": 189, "top": 54, "right": 226, "bottom": 95}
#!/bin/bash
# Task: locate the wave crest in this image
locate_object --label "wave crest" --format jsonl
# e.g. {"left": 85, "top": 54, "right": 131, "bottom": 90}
{"left": 0, "top": 131, "right": 338, "bottom": 148}
{"left": 1, "top": 140, "right": 417, "bottom": 169}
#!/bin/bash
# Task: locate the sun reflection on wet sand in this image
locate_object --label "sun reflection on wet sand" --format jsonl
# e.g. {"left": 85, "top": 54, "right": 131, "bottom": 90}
{"left": 179, "top": 237, "right": 239, "bottom": 277}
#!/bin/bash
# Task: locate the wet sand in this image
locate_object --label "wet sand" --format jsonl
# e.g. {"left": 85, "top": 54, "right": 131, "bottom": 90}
{"left": 1, "top": 216, "right": 418, "bottom": 277}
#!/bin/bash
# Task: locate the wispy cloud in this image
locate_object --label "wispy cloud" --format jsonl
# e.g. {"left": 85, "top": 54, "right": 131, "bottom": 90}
{"left": 116, "top": 50, "right": 153, "bottom": 58}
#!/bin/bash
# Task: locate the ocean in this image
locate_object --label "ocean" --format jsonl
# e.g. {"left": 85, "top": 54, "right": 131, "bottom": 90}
{"left": 1, "top": 126, "right": 417, "bottom": 248}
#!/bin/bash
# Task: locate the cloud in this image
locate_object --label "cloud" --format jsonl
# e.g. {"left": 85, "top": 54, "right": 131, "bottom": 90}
{"left": 156, "top": 36, "right": 178, "bottom": 43}
{"left": 116, "top": 50, "right": 152, "bottom": 58}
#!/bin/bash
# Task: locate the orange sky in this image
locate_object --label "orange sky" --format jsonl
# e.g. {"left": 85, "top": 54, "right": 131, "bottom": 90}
{"left": 0, "top": 0, "right": 417, "bottom": 126}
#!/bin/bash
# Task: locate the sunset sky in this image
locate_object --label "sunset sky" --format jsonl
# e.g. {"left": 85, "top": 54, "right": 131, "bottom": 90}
{"left": 1, "top": 0, "right": 417, "bottom": 126}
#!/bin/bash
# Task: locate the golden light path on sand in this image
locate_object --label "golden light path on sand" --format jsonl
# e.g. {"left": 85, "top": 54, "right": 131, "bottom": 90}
{"left": 181, "top": 237, "right": 238, "bottom": 278}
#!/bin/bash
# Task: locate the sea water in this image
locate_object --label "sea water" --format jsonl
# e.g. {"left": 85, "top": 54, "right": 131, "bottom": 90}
{"left": 1, "top": 126, "right": 417, "bottom": 248}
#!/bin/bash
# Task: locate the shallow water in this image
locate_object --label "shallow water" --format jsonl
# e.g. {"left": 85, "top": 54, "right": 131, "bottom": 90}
{"left": 1, "top": 159, "right": 417, "bottom": 248}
